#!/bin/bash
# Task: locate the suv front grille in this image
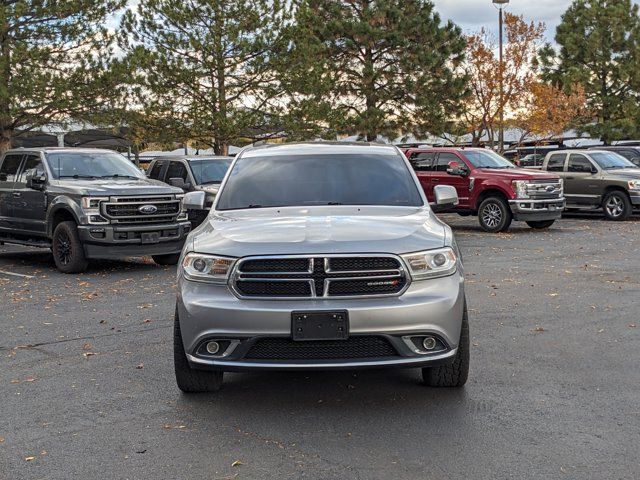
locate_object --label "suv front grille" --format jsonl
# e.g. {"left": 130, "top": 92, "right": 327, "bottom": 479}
{"left": 231, "top": 255, "right": 408, "bottom": 299}
{"left": 102, "top": 196, "right": 181, "bottom": 224}
{"left": 244, "top": 336, "right": 398, "bottom": 360}
{"left": 525, "top": 181, "right": 563, "bottom": 199}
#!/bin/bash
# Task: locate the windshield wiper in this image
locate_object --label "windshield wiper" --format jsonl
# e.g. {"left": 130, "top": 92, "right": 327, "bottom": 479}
{"left": 326, "top": 202, "right": 343, "bottom": 205}
{"left": 200, "top": 180, "right": 222, "bottom": 185}
{"left": 58, "top": 174, "right": 98, "bottom": 179}
{"left": 100, "top": 174, "right": 140, "bottom": 179}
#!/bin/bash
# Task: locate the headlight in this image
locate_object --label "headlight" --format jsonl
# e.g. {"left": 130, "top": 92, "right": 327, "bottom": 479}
{"left": 81, "top": 197, "right": 109, "bottom": 224}
{"left": 181, "top": 253, "right": 236, "bottom": 284}
{"left": 512, "top": 180, "right": 530, "bottom": 199}
{"left": 628, "top": 180, "right": 640, "bottom": 190}
{"left": 401, "top": 247, "right": 457, "bottom": 281}
{"left": 175, "top": 194, "right": 188, "bottom": 220}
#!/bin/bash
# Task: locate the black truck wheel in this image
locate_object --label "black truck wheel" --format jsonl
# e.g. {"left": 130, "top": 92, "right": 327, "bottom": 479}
{"left": 52, "top": 221, "right": 89, "bottom": 273}
{"left": 174, "top": 309, "right": 224, "bottom": 393}
{"left": 478, "top": 196, "right": 512, "bottom": 232}
{"left": 152, "top": 253, "right": 181, "bottom": 265}
{"left": 603, "top": 190, "right": 632, "bottom": 221}
{"left": 422, "top": 304, "right": 469, "bottom": 388}
{"left": 526, "top": 220, "right": 555, "bottom": 229}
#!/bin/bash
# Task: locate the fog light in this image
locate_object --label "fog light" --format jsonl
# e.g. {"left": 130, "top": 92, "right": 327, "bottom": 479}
{"left": 422, "top": 336, "right": 437, "bottom": 350}
{"left": 205, "top": 341, "right": 220, "bottom": 354}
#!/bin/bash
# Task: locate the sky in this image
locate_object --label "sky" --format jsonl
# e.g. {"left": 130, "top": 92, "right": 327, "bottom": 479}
{"left": 432, "top": 0, "right": 576, "bottom": 42}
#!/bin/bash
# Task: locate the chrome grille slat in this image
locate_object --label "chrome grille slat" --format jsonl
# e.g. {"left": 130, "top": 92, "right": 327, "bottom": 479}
{"left": 231, "top": 255, "right": 409, "bottom": 299}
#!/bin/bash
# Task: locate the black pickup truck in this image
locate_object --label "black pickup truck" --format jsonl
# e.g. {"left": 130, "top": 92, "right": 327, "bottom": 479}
{"left": 0, "top": 147, "right": 191, "bottom": 273}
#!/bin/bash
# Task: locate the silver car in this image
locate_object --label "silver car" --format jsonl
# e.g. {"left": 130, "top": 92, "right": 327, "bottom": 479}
{"left": 174, "top": 142, "right": 469, "bottom": 392}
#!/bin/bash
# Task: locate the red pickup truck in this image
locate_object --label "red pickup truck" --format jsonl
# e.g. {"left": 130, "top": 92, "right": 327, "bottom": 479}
{"left": 403, "top": 147, "right": 566, "bottom": 232}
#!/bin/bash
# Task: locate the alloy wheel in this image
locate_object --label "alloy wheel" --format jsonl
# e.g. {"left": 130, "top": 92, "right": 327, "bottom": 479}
{"left": 482, "top": 203, "right": 502, "bottom": 228}
{"left": 605, "top": 195, "right": 624, "bottom": 218}
{"left": 56, "top": 232, "right": 72, "bottom": 265}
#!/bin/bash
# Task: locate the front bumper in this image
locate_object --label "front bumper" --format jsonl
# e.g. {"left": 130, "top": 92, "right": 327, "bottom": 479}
{"left": 509, "top": 198, "right": 565, "bottom": 221}
{"left": 177, "top": 271, "right": 465, "bottom": 371}
{"left": 630, "top": 192, "right": 640, "bottom": 206}
{"left": 78, "top": 221, "right": 191, "bottom": 259}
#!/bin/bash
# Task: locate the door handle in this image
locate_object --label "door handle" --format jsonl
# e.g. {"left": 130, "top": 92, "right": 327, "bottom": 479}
{"left": 12, "top": 192, "right": 21, "bottom": 197}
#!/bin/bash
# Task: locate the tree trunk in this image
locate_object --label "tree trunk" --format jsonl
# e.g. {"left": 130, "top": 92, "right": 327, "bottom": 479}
{"left": 0, "top": 128, "right": 13, "bottom": 154}
{"left": 214, "top": 141, "right": 228, "bottom": 156}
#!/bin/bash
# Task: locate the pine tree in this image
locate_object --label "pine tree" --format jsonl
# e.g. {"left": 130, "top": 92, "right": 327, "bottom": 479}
{"left": 0, "top": 0, "right": 125, "bottom": 152}
{"left": 280, "top": 0, "right": 468, "bottom": 142}
{"left": 539, "top": 0, "right": 640, "bottom": 144}
{"left": 120, "top": 0, "right": 289, "bottom": 155}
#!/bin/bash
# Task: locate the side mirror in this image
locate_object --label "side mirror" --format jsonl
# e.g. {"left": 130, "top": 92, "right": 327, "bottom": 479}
{"left": 26, "top": 170, "right": 46, "bottom": 190}
{"left": 169, "top": 177, "right": 191, "bottom": 190}
{"left": 432, "top": 185, "right": 459, "bottom": 212}
{"left": 446, "top": 161, "right": 468, "bottom": 177}
{"left": 590, "top": 166, "right": 598, "bottom": 174}
{"left": 183, "top": 191, "right": 205, "bottom": 210}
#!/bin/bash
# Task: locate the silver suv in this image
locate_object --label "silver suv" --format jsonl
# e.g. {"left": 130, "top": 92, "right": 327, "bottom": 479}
{"left": 174, "top": 142, "right": 469, "bottom": 392}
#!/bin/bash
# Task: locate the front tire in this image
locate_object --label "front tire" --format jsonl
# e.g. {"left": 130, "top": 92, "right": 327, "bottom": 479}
{"left": 52, "top": 221, "right": 89, "bottom": 273}
{"left": 174, "top": 309, "right": 223, "bottom": 393}
{"left": 602, "top": 191, "right": 632, "bottom": 221}
{"left": 526, "top": 220, "right": 555, "bottom": 229}
{"left": 422, "top": 305, "right": 469, "bottom": 388}
{"left": 153, "top": 253, "right": 181, "bottom": 265}
{"left": 478, "top": 196, "right": 512, "bottom": 232}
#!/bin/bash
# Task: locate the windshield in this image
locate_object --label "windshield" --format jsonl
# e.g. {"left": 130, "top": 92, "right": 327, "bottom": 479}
{"left": 590, "top": 152, "right": 638, "bottom": 170}
{"left": 46, "top": 152, "right": 144, "bottom": 179}
{"left": 216, "top": 153, "right": 424, "bottom": 210}
{"left": 464, "top": 150, "right": 515, "bottom": 169}
{"left": 188, "top": 158, "right": 232, "bottom": 184}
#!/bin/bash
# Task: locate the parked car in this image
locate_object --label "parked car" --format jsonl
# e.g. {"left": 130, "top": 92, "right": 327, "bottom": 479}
{"left": 0, "top": 148, "right": 191, "bottom": 273}
{"left": 518, "top": 153, "right": 544, "bottom": 169}
{"left": 541, "top": 149, "right": 640, "bottom": 220}
{"left": 403, "top": 147, "right": 565, "bottom": 232}
{"left": 147, "top": 155, "right": 233, "bottom": 227}
{"left": 588, "top": 146, "right": 640, "bottom": 167}
{"left": 174, "top": 142, "right": 469, "bottom": 392}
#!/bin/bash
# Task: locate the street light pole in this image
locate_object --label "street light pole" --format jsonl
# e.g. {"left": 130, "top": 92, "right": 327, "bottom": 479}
{"left": 493, "top": 0, "right": 509, "bottom": 152}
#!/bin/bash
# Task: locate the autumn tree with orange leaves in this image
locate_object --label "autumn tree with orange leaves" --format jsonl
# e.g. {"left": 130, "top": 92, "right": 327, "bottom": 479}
{"left": 511, "top": 82, "right": 588, "bottom": 144}
{"left": 462, "top": 13, "right": 545, "bottom": 149}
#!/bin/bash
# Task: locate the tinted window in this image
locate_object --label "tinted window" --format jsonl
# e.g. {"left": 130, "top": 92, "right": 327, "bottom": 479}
{"left": 567, "top": 154, "right": 593, "bottom": 173}
{"left": 463, "top": 150, "right": 514, "bottom": 169}
{"left": 435, "top": 153, "right": 460, "bottom": 172}
{"left": 46, "top": 152, "right": 144, "bottom": 179}
{"left": 16, "top": 155, "right": 44, "bottom": 183}
{"left": 590, "top": 152, "right": 638, "bottom": 170}
{"left": 547, "top": 154, "right": 566, "bottom": 172}
{"left": 189, "top": 158, "right": 232, "bottom": 184}
{"left": 166, "top": 161, "right": 188, "bottom": 181}
{"left": 0, "top": 154, "right": 23, "bottom": 182}
{"left": 216, "top": 153, "right": 423, "bottom": 210}
{"left": 148, "top": 161, "right": 164, "bottom": 180}
{"left": 409, "top": 152, "right": 434, "bottom": 171}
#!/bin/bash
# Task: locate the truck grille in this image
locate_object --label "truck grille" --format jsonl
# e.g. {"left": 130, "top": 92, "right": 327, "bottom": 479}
{"left": 102, "top": 196, "right": 181, "bottom": 224}
{"left": 525, "top": 181, "right": 563, "bottom": 199}
{"left": 244, "top": 336, "right": 398, "bottom": 360}
{"left": 231, "top": 255, "right": 408, "bottom": 299}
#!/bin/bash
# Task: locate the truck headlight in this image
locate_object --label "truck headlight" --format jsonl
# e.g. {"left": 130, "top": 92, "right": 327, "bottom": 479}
{"left": 401, "top": 247, "right": 457, "bottom": 280}
{"left": 81, "top": 197, "right": 109, "bottom": 224}
{"left": 512, "top": 180, "right": 530, "bottom": 199}
{"left": 628, "top": 180, "right": 640, "bottom": 190}
{"left": 181, "top": 253, "right": 236, "bottom": 284}
{"left": 175, "top": 194, "right": 188, "bottom": 220}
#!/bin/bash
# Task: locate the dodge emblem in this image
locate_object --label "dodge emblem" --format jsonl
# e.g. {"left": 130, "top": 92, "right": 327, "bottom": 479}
{"left": 138, "top": 204, "right": 158, "bottom": 214}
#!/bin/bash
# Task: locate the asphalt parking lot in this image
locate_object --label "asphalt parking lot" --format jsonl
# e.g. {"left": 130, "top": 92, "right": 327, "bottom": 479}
{"left": 1, "top": 214, "right": 639, "bottom": 480}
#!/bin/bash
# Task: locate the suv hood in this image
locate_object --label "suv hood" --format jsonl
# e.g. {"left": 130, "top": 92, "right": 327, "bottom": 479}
{"left": 476, "top": 168, "right": 559, "bottom": 181}
{"left": 603, "top": 169, "right": 640, "bottom": 180}
{"left": 51, "top": 178, "right": 183, "bottom": 196}
{"left": 190, "top": 206, "right": 447, "bottom": 257}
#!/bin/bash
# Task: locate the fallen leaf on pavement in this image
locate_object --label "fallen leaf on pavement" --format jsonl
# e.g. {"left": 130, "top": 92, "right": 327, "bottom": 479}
{"left": 136, "top": 363, "right": 144, "bottom": 369}
{"left": 532, "top": 327, "right": 545, "bottom": 333}
{"left": 25, "top": 456, "right": 35, "bottom": 461}
{"left": 83, "top": 343, "right": 92, "bottom": 350}
{"left": 231, "top": 460, "right": 243, "bottom": 467}
{"left": 83, "top": 352, "right": 96, "bottom": 357}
